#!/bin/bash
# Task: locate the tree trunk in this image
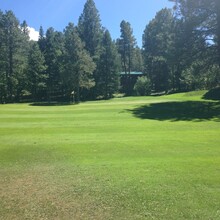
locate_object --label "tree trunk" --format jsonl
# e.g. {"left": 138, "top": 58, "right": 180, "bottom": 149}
{"left": 123, "top": 43, "right": 127, "bottom": 74}
{"left": 76, "top": 73, "right": 80, "bottom": 103}
{"left": 128, "top": 45, "right": 131, "bottom": 74}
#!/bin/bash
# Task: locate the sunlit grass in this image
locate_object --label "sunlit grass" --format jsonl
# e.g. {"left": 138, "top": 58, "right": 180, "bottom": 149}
{"left": 0, "top": 91, "right": 220, "bottom": 219}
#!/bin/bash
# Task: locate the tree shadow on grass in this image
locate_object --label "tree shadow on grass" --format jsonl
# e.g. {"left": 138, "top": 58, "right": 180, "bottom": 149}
{"left": 203, "top": 87, "right": 220, "bottom": 101}
{"left": 128, "top": 101, "right": 220, "bottom": 122}
{"left": 30, "top": 102, "right": 76, "bottom": 106}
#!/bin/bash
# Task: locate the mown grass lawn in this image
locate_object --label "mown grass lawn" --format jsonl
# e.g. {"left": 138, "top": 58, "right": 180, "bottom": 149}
{"left": 0, "top": 91, "right": 220, "bottom": 220}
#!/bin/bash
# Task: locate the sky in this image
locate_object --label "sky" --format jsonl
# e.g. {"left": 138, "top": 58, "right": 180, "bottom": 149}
{"left": 1, "top": 0, "right": 174, "bottom": 46}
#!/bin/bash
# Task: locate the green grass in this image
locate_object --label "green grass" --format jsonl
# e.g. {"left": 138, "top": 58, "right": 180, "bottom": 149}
{"left": 0, "top": 91, "right": 220, "bottom": 220}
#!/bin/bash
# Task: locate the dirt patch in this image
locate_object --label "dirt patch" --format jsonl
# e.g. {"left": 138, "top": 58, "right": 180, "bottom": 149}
{"left": 0, "top": 166, "right": 111, "bottom": 220}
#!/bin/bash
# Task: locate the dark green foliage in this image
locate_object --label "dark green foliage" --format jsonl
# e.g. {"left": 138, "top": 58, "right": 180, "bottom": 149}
{"left": 143, "top": 9, "right": 174, "bottom": 92}
{"left": 0, "top": 11, "right": 30, "bottom": 102}
{"left": 118, "top": 21, "right": 136, "bottom": 74}
{"left": 181, "top": 62, "right": 220, "bottom": 91}
{"left": 96, "top": 30, "right": 120, "bottom": 99}
{"left": 16, "top": 20, "right": 31, "bottom": 102}
{"left": 143, "top": 4, "right": 219, "bottom": 93}
{"left": 77, "top": 0, "right": 104, "bottom": 99}
{"left": 27, "top": 42, "right": 47, "bottom": 101}
{"left": 44, "top": 28, "right": 64, "bottom": 101}
{"left": 63, "top": 23, "right": 95, "bottom": 102}
{"left": 0, "top": 11, "right": 6, "bottom": 103}
{"left": 117, "top": 20, "right": 137, "bottom": 95}
{"left": 78, "top": 0, "right": 102, "bottom": 57}
{"left": 38, "top": 26, "right": 46, "bottom": 53}
{"left": 169, "top": 0, "right": 220, "bottom": 68}
{"left": 203, "top": 87, "right": 220, "bottom": 101}
{"left": 143, "top": 9, "right": 173, "bottom": 59}
{"left": 132, "top": 46, "right": 144, "bottom": 72}
{"left": 134, "top": 76, "right": 151, "bottom": 96}
{"left": 3, "top": 11, "right": 21, "bottom": 100}
{"left": 0, "top": 0, "right": 220, "bottom": 103}
{"left": 151, "top": 57, "right": 170, "bottom": 92}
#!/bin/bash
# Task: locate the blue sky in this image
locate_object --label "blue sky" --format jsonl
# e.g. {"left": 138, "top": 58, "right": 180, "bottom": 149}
{"left": 1, "top": 0, "right": 174, "bottom": 46}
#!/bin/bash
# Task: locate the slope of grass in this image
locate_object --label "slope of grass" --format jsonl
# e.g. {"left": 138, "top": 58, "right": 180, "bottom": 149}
{"left": 0, "top": 91, "right": 220, "bottom": 219}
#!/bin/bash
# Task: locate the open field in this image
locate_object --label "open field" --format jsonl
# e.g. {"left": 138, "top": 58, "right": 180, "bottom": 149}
{"left": 0, "top": 91, "right": 220, "bottom": 220}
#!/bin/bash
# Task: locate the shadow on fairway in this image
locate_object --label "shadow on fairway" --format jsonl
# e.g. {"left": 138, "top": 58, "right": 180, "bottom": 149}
{"left": 203, "top": 87, "right": 220, "bottom": 101}
{"left": 128, "top": 101, "right": 220, "bottom": 121}
{"left": 30, "top": 102, "right": 75, "bottom": 106}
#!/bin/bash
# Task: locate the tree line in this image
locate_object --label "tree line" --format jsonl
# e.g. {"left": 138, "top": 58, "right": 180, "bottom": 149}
{"left": 143, "top": 0, "right": 220, "bottom": 94}
{"left": 0, "top": 0, "right": 219, "bottom": 103}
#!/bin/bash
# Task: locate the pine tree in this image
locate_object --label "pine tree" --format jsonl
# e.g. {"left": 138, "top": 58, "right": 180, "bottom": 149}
{"left": 169, "top": 0, "right": 220, "bottom": 68}
{"left": 16, "top": 20, "right": 30, "bottom": 101}
{"left": 97, "top": 30, "right": 120, "bottom": 99}
{"left": 0, "top": 11, "right": 30, "bottom": 102}
{"left": 20, "top": 20, "right": 29, "bottom": 39}
{"left": 44, "top": 28, "right": 64, "bottom": 101}
{"left": 0, "top": 10, "right": 7, "bottom": 103}
{"left": 118, "top": 20, "right": 136, "bottom": 74}
{"left": 78, "top": 0, "right": 103, "bottom": 98}
{"left": 132, "top": 46, "right": 144, "bottom": 72}
{"left": 38, "top": 26, "right": 46, "bottom": 53}
{"left": 118, "top": 20, "right": 137, "bottom": 94}
{"left": 78, "top": 0, "right": 102, "bottom": 57}
{"left": 63, "top": 23, "right": 95, "bottom": 102}
{"left": 27, "top": 42, "right": 47, "bottom": 101}
{"left": 2, "top": 11, "right": 21, "bottom": 101}
{"left": 143, "top": 8, "right": 174, "bottom": 92}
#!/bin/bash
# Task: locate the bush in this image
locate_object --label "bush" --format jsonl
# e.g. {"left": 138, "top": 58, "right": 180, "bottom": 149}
{"left": 134, "top": 76, "right": 151, "bottom": 96}
{"left": 182, "top": 62, "right": 220, "bottom": 91}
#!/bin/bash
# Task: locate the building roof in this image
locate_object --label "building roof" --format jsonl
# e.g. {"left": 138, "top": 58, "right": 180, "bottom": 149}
{"left": 120, "top": 72, "right": 143, "bottom": 75}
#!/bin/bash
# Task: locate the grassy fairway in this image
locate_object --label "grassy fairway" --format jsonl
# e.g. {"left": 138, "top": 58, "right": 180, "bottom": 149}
{"left": 0, "top": 91, "right": 220, "bottom": 220}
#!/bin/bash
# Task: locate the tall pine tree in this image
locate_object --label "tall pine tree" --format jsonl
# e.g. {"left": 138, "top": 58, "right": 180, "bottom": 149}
{"left": 118, "top": 20, "right": 137, "bottom": 94}
{"left": 38, "top": 26, "right": 46, "bottom": 53}
{"left": 118, "top": 20, "right": 136, "bottom": 74}
{"left": 0, "top": 11, "right": 30, "bottom": 102}
{"left": 143, "top": 8, "right": 174, "bottom": 92}
{"left": 78, "top": 0, "right": 102, "bottom": 57}
{"left": 0, "top": 10, "right": 7, "bottom": 103}
{"left": 27, "top": 42, "right": 47, "bottom": 101}
{"left": 97, "top": 30, "right": 120, "bottom": 99}
{"left": 169, "top": 0, "right": 220, "bottom": 68}
{"left": 78, "top": 0, "right": 103, "bottom": 98}
{"left": 44, "top": 28, "right": 64, "bottom": 101}
{"left": 63, "top": 23, "right": 95, "bottom": 102}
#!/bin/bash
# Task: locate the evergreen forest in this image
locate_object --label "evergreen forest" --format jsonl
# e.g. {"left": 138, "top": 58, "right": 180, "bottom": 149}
{"left": 0, "top": 0, "right": 220, "bottom": 103}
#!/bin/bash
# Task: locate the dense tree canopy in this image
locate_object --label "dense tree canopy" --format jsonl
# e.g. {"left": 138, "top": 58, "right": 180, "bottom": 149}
{"left": 63, "top": 23, "right": 95, "bottom": 102}
{"left": 96, "top": 30, "right": 120, "bottom": 99}
{"left": 143, "top": 8, "right": 174, "bottom": 92}
{"left": 170, "top": 0, "right": 220, "bottom": 66}
{"left": 0, "top": 0, "right": 219, "bottom": 103}
{"left": 117, "top": 20, "right": 137, "bottom": 94}
{"left": 0, "top": 10, "right": 30, "bottom": 102}
{"left": 143, "top": 1, "right": 220, "bottom": 92}
{"left": 27, "top": 42, "right": 47, "bottom": 101}
{"left": 78, "top": 0, "right": 102, "bottom": 58}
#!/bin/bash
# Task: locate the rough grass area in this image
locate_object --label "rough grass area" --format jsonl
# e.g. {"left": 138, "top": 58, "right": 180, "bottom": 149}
{"left": 0, "top": 91, "right": 220, "bottom": 220}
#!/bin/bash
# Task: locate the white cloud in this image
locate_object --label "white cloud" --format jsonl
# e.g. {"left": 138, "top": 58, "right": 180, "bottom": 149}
{"left": 28, "top": 27, "right": 39, "bottom": 41}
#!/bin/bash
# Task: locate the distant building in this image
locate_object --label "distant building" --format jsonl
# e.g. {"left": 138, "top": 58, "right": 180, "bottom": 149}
{"left": 120, "top": 72, "right": 143, "bottom": 94}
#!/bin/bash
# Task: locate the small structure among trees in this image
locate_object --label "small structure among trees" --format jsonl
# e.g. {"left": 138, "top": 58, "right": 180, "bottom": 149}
{"left": 120, "top": 72, "right": 143, "bottom": 95}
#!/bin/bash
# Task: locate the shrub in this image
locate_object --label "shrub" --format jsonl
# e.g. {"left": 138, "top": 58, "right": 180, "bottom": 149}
{"left": 134, "top": 76, "right": 151, "bottom": 96}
